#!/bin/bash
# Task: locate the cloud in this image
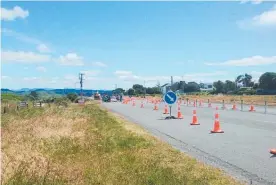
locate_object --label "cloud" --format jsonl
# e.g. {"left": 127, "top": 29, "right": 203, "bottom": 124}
{"left": 64, "top": 75, "right": 78, "bottom": 81}
{"left": 56, "top": 53, "right": 84, "bottom": 66}
{"left": 250, "top": 71, "right": 263, "bottom": 81}
{"left": 36, "top": 66, "right": 47, "bottom": 72}
{"left": 113, "top": 70, "right": 228, "bottom": 86}
{"left": 81, "top": 70, "right": 101, "bottom": 77}
{"left": 2, "top": 28, "right": 52, "bottom": 52}
{"left": 240, "top": 0, "right": 263, "bottom": 4}
{"left": 1, "top": 6, "right": 29, "bottom": 21}
{"left": 2, "top": 50, "right": 52, "bottom": 64}
{"left": 238, "top": 5, "right": 276, "bottom": 28}
{"left": 1, "top": 76, "right": 11, "bottom": 80}
{"left": 2, "top": 28, "right": 41, "bottom": 45}
{"left": 252, "top": 5, "right": 276, "bottom": 26}
{"left": 114, "top": 70, "right": 133, "bottom": 76}
{"left": 205, "top": 56, "right": 276, "bottom": 66}
{"left": 37, "top": 44, "right": 51, "bottom": 53}
{"left": 114, "top": 70, "right": 140, "bottom": 82}
{"left": 93, "top": 61, "right": 107, "bottom": 67}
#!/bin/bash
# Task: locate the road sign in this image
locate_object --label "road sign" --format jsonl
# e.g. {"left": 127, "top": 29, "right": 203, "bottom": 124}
{"left": 164, "top": 91, "right": 177, "bottom": 105}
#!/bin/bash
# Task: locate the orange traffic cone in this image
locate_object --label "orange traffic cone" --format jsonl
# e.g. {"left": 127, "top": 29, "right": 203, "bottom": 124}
{"left": 270, "top": 149, "right": 276, "bottom": 155}
{"left": 249, "top": 104, "right": 255, "bottom": 112}
{"left": 153, "top": 103, "right": 158, "bottom": 110}
{"left": 132, "top": 100, "right": 136, "bottom": 106}
{"left": 177, "top": 105, "right": 183, "bottom": 119}
{"left": 190, "top": 109, "right": 200, "bottom": 125}
{"left": 210, "top": 107, "right": 224, "bottom": 133}
{"left": 232, "top": 103, "right": 237, "bottom": 110}
{"left": 163, "top": 104, "right": 169, "bottom": 114}
{"left": 199, "top": 100, "right": 202, "bottom": 107}
{"left": 140, "top": 101, "right": 144, "bottom": 108}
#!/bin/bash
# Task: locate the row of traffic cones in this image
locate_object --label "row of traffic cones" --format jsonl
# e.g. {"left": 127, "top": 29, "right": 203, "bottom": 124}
{"left": 126, "top": 98, "right": 272, "bottom": 155}
{"left": 136, "top": 101, "right": 224, "bottom": 133}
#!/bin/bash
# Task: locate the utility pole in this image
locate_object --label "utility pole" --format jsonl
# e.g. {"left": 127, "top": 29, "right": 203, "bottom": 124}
{"left": 144, "top": 80, "right": 146, "bottom": 98}
{"left": 79, "top": 73, "right": 84, "bottom": 100}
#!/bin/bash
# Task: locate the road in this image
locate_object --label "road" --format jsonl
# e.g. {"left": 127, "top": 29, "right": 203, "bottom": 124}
{"left": 103, "top": 100, "right": 276, "bottom": 185}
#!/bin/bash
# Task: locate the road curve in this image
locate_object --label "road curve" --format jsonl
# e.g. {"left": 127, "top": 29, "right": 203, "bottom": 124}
{"left": 102, "top": 100, "right": 276, "bottom": 185}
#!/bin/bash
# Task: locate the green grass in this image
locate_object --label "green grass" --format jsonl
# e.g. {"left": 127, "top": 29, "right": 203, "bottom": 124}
{"left": 1, "top": 103, "right": 243, "bottom": 185}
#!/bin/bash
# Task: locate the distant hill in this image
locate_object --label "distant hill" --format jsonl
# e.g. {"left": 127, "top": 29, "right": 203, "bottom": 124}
{"left": 1, "top": 88, "right": 113, "bottom": 97}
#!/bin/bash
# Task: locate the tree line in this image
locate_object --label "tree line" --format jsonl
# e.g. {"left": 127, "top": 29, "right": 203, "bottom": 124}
{"left": 114, "top": 72, "right": 276, "bottom": 95}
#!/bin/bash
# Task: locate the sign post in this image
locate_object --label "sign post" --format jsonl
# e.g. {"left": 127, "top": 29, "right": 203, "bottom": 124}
{"left": 164, "top": 90, "right": 177, "bottom": 119}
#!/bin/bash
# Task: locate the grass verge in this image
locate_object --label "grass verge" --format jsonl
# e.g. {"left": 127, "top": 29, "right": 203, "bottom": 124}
{"left": 1, "top": 102, "right": 243, "bottom": 185}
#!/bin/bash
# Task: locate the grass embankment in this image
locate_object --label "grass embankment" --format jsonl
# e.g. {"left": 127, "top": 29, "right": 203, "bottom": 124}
{"left": 1, "top": 102, "right": 243, "bottom": 185}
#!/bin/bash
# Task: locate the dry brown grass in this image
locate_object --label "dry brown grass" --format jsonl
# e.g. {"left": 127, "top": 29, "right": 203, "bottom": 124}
{"left": 1, "top": 103, "right": 244, "bottom": 185}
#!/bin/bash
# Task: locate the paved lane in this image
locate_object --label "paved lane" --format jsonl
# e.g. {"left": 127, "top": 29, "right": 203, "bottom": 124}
{"left": 103, "top": 100, "right": 276, "bottom": 185}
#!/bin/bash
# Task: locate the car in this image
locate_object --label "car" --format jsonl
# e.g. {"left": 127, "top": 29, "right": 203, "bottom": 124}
{"left": 111, "top": 96, "right": 117, "bottom": 102}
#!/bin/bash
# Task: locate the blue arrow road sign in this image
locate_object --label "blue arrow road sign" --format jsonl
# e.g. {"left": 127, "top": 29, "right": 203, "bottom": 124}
{"left": 164, "top": 91, "right": 177, "bottom": 105}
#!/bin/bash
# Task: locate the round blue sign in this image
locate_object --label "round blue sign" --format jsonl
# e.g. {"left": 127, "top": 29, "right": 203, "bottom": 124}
{"left": 164, "top": 91, "right": 177, "bottom": 105}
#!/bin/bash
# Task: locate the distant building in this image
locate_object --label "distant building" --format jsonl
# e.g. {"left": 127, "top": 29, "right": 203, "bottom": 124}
{"left": 161, "top": 83, "right": 170, "bottom": 95}
{"left": 200, "top": 83, "right": 214, "bottom": 92}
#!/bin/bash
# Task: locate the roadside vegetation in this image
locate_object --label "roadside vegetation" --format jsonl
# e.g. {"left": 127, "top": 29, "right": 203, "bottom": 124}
{"left": 1, "top": 101, "right": 243, "bottom": 185}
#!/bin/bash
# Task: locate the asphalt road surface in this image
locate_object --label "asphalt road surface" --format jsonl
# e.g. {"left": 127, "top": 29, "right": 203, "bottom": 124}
{"left": 103, "top": 100, "right": 276, "bottom": 185}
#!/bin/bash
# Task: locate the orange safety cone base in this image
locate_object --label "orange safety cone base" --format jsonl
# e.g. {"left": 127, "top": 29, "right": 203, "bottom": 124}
{"left": 163, "top": 112, "right": 169, "bottom": 114}
{"left": 190, "top": 122, "right": 200, "bottom": 125}
{"left": 177, "top": 116, "right": 183, "bottom": 119}
{"left": 270, "top": 149, "right": 276, "bottom": 155}
{"left": 210, "top": 130, "right": 224, "bottom": 133}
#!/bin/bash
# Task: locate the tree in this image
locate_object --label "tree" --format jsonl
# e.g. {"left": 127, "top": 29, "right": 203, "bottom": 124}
{"left": 223, "top": 80, "right": 236, "bottom": 93}
{"left": 67, "top": 93, "right": 78, "bottom": 102}
{"left": 132, "top": 84, "right": 144, "bottom": 95}
{"left": 253, "top": 83, "right": 259, "bottom": 90}
{"left": 113, "top": 88, "right": 125, "bottom": 94}
{"left": 213, "top": 80, "right": 224, "bottom": 93}
{"left": 146, "top": 87, "right": 154, "bottom": 94}
{"left": 235, "top": 73, "right": 252, "bottom": 87}
{"left": 259, "top": 72, "right": 276, "bottom": 90}
{"left": 185, "top": 82, "right": 200, "bottom": 92}
{"left": 30, "top": 91, "right": 39, "bottom": 100}
{"left": 127, "top": 88, "right": 135, "bottom": 96}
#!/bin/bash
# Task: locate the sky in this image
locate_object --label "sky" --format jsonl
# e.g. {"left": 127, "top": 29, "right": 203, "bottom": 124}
{"left": 1, "top": 1, "right": 276, "bottom": 90}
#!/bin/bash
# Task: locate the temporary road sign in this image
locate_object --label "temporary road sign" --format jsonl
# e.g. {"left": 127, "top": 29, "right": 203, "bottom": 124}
{"left": 164, "top": 91, "right": 177, "bottom": 105}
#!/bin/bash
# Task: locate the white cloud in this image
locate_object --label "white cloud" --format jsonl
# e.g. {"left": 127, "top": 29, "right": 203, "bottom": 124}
{"left": 56, "top": 53, "right": 84, "bottom": 66}
{"left": 93, "top": 61, "right": 107, "bottom": 67}
{"left": 37, "top": 44, "right": 51, "bottom": 53}
{"left": 252, "top": 5, "right": 276, "bottom": 26}
{"left": 113, "top": 70, "right": 228, "bottom": 86}
{"left": 2, "top": 50, "right": 51, "bottom": 64}
{"left": 240, "top": 0, "right": 263, "bottom": 4}
{"left": 205, "top": 56, "right": 276, "bottom": 66}
{"left": 2, "top": 28, "right": 41, "bottom": 45}
{"left": 23, "top": 77, "right": 41, "bottom": 81}
{"left": 250, "top": 71, "right": 263, "bottom": 81}
{"left": 36, "top": 66, "right": 47, "bottom": 72}
{"left": 114, "top": 70, "right": 133, "bottom": 76}
{"left": 1, "top": 76, "right": 11, "bottom": 80}
{"left": 114, "top": 70, "right": 141, "bottom": 82}
{"left": 1, "top": 6, "right": 29, "bottom": 21}
{"left": 81, "top": 70, "right": 101, "bottom": 77}
{"left": 1, "top": 28, "right": 52, "bottom": 52}
{"left": 238, "top": 5, "right": 276, "bottom": 28}
{"left": 64, "top": 75, "right": 78, "bottom": 81}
